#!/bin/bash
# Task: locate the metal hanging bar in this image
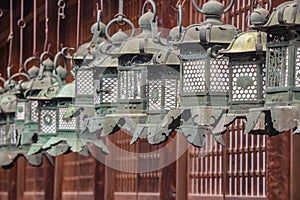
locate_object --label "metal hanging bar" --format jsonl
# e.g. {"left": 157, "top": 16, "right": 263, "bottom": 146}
{"left": 18, "top": 0, "right": 26, "bottom": 69}
{"left": 44, "top": 0, "right": 49, "bottom": 51}
{"left": 33, "top": 0, "right": 37, "bottom": 55}
{"left": 76, "top": 0, "right": 81, "bottom": 49}
{"left": 57, "top": 0, "right": 66, "bottom": 51}
{"left": 7, "top": 0, "right": 14, "bottom": 71}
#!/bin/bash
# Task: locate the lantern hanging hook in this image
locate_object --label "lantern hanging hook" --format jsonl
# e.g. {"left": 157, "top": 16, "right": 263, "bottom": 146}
{"left": 53, "top": 47, "right": 73, "bottom": 87}
{"left": 0, "top": 8, "right": 3, "bottom": 18}
{"left": 23, "top": 56, "right": 40, "bottom": 73}
{"left": 192, "top": 0, "right": 235, "bottom": 14}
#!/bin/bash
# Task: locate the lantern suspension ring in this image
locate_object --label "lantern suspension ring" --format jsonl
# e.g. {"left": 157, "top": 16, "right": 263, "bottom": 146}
{"left": 251, "top": 0, "right": 272, "bottom": 14}
{"left": 53, "top": 47, "right": 71, "bottom": 87}
{"left": 142, "top": 0, "right": 158, "bottom": 23}
{"left": 37, "top": 51, "right": 54, "bottom": 79}
{"left": 23, "top": 56, "right": 40, "bottom": 73}
{"left": 105, "top": 0, "right": 135, "bottom": 42}
{"left": 7, "top": 72, "right": 30, "bottom": 91}
{"left": 192, "top": 0, "right": 235, "bottom": 14}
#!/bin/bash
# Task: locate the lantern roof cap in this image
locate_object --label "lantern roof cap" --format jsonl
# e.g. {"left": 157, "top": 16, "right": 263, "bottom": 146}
{"left": 253, "top": 0, "right": 300, "bottom": 31}
{"left": 28, "top": 84, "right": 60, "bottom": 100}
{"left": 54, "top": 81, "right": 75, "bottom": 99}
{"left": 138, "top": 10, "right": 156, "bottom": 29}
{"left": 219, "top": 31, "right": 267, "bottom": 54}
{"left": 0, "top": 93, "right": 16, "bottom": 113}
{"left": 110, "top": 29, "right": 129, "bottom": 45}
{"left": 73, "top": 42, "right": 93, "bottom": 61}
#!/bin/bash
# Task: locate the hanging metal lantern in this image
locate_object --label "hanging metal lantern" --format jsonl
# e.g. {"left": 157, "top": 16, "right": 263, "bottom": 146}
{"left": 153, "top": 0, "right": 238, "bottom": 147}
{"left": 20, "top": 52, "right": 63, "bottom": 151}
{"left": 245, "top": 0, "right": 300, "bottom": 136}
{"left": 101, "top": 0, "right": 181, "bottom": 145}
{"left": 212, "top": 30, "right": 267, "bottom": 135}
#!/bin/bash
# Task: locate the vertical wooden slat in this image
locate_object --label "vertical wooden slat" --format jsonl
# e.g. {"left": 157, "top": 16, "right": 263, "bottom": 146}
{"left": 16, "top": 157, "right": 26, "bottom": 200}
{"left": 53, "top": 156, "right": 63, "bottom": 200}
{"left": 176, "top": 136, "right": 188, "bottom": 200}
{"left": 291, "top": 132, "right": 300, "bottom": 200}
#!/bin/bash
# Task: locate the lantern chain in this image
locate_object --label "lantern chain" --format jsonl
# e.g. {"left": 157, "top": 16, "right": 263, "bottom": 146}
{"left": 57, "top": 0, "right": 66, "bottom": 51}
{"left": 33, "top": 0, "right": 37, "bottom": 56}
{"left": 44, "top": 0, "right": 50, "bottom": 52}
{"left": 76, "top": 0, "right": 81, "bottom": 49}
{"left": 18, "top": 0, "right": 26, "bottom": 70}
{"left": 7, "top": 0, "right": 14, "bottom": 74}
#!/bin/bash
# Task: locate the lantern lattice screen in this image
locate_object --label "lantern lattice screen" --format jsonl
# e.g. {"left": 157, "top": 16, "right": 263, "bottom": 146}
{"left": 231, "top": 64, "right": 266, "bottom": 101}
{"left": 58, "top": 107, "right": 76, "bottom": 130}
{"left": 16, "top": 102, "right": 26, "bottom": 120}
{"left": 267, "top": 46, "right": 288, "bottom": 87}
{"left": 30, "top": 101, "right": 39, "bottom": 122}
{"left": 40, "top": 110, "right": 56, "bottom": 134}
{"left": 165, "top": 79, "right": 180, "bottom": 110}
{"left": 100, "top": 77, "right": 118, "bottom": 103}
{"left": 119, "top": 71, "right": 142, "bottom": 100}
{"left": 189, "top": 119, "right": 266, "bottom": 197}
{"left": 295, "top": 47, "right": 300, "bottom": 87}
{"left": 149, "top": 79, "right": 162, "bottom": 110}
{"left": 183, "top": 59, "right": 206, "bottom": 92}
{"left": 94, "top": 79, "right": 101, "bottom": 104}
{"left": 0, "top": 126, "right": 6, "bottom": 145}
{"left": 76, "top": 70, "right": 94, "bottom": 96}
{"left": 210, "top": 58, "right": 229, "bottom": 92}
{"left": 10, "top": 124, "right": 17, "bottom": 144}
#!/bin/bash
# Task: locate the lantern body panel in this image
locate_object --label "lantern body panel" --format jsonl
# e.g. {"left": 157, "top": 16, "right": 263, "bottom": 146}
{"left": 265, "top": 41, "right": 300, "bottom": 105}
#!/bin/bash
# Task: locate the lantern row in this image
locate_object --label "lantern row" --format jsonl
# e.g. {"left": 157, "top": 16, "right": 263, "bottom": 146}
{"left": 0, "top": 0, "right": 300, "bottom": 167}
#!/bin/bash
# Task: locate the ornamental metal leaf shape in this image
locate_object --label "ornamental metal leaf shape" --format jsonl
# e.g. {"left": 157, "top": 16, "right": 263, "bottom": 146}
{"left": 236, "top": 76, "right": 254, "bottom": 89}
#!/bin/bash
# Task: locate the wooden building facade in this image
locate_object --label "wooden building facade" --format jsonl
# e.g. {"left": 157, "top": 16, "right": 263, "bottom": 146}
{"left": 0, "top": 0, "right": 299, "bottom": 200}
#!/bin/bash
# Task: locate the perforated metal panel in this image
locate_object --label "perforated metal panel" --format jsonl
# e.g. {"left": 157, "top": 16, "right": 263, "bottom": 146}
{"left": 40, "top": 110, "right": 56, "bottom": 134}
{"left": 165, "top": 79, "right": 179, "bottom": 110}
{"left": 267, "top": 46, "right": 288, "bottom": 87}
{"left": 16, "top": 102, "right": 26, "bottom": 120}
{"left": 94, "top": 79, "right": 101, "bottom": 104}
{"left": 79, "top": 111, "right": 88, "bottom": 131}
{"left": 30, "top": 101, "right": 39, "bottom": 122}
{"left": 120, "top": 70, "right": 142, "bottom": 100}
{"left": 183, "top": 59, "right": 206, "bottom": 92}
{"left": 149, "top": 80, "right": 162, "bottom": 110}
{"left": 10, "top": 124, "right": 17, "bottom": 144}
{"left": 0, "top": 126, "right": 6, "bottom": 145}
{"left": 210, "top": 58, "right": 229, "bottom": 92}
{"left": 76, "top": 69, "right": 94, "bottom": 95}
{"left": 101, "top": 77, "right": 118, "bottom": 103}
{"left": 58, "top": 107, "right": 76, "bottom": 130}
{"left": 295, "top": 48, "right": 300, "bottom": 87}
{"left": 232, "top": 64, "right": 258, "bottom": 101}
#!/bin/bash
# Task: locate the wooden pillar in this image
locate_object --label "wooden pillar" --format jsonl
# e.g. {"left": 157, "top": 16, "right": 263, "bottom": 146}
{"left": 266, "top": 131, "right": 291, "bottom": 200}
{"left": 7, "top": 163, "right": 17, "bottom": 200}
{"left": 160, "top": 132, "right": 176, "bottom": 200}
{"left": 16, "top": 157, "right": 26, "bottom": 200}
{"left": 104, "top": 166, "right": 115, "bottom": 200}
{"left": 291, "top": 133, "right": 300, "bottom": 200}
{"left": 53, "top": 156, "right": 63, "bottom": 200}
{"left": 44, "top": 156, "right": 55, "bottom": 200}
{"left": 176, "top": 134, "right": 188, "bottom": 200}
